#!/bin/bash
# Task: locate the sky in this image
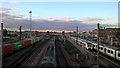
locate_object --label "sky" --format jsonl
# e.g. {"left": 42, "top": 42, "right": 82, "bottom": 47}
{"left": 1, "top": 0, "right": 120, "bottom": 2}
{"left": 0, "top": 2, "right": 119, "bottom": 32}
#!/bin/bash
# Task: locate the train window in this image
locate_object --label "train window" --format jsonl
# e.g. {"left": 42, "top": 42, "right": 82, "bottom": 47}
{"left": 43, "top": 58, "right": 47, "bottom": 61}
{"left": 48, "top": 46, "right": 49, "bottom": 50}
{"left": 50, "top": 58, "right": 52, "bottom": 61}
{"left": 101, "top": 47, "right": 103, "bottom": 50}
{"left": 104, "top": 48, "right": 106, "bottom": 51}
{"left": 118, "top": 53, "right": 120, "bottom": 57}
{"left": 52, "top": 46, "right": 54, "bottom": 50}
{"left": 99, "top": 47, "right": 101, "bottom": 50}
{"left": 108, "top": 50, "right": 110, "bottom": 53}
{"left": 111, "top": 51, "right": 113, "bottom": 54}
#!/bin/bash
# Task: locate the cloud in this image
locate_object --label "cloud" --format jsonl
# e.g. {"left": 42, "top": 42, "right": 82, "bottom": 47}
{"left": 1, "top": 17, "right": 100, "bottom": 31}
{"left": 1, "top": 7, "right": 116, "bottom": 32}
{"left": 0, "top": 7, "right": 25, "bottom": 19}
{"left": 81, "top": 17, "right": 104, "bottom": 24}
{"left": 100, "top": 17, "right": 118, "bottom": 25}
{"left": 2, "top": 15, "right": 96, "bottom": 31}
{"left": 43, "top": 17, "right": 55, "bottom": 21}
{"left": 0, "top": 7, "right": 20, "bottom": 14}
{"left": 58, "top": 17, "right": 76, "bottom": 22}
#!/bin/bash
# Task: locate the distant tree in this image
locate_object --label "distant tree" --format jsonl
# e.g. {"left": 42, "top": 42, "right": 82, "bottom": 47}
{"left": 73, "top": 31, "right": 76, "bottom": 34}
{"left": 89, "top": 31, "right": 92, "bottom": 34}
{"left": 62, "top": 31, "right": 65, "bottom": 36}
{"left": 47, "top": 31, "right": 49, "bottom": 35}
{"left": 3, "top": 29, "right": 7, "bottom": 36}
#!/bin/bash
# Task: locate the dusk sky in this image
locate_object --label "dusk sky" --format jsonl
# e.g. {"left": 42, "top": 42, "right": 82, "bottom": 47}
{"left": 0, "top": 1, "right": 119, "bottom": 32}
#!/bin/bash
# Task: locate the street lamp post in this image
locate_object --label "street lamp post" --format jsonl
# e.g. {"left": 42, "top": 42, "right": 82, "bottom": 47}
{"left": 97, "top": 23, "right": 100, "bottom": 68}
{"left": 29, "top": 11, "right": 32, "bottom": 38}
{"left": 19, "top": 26, "right": 22, "bottom": 40}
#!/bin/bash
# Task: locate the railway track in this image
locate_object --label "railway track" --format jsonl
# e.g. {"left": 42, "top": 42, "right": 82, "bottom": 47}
{"left": 55, "top": 38, "right": 69, "bottom": 66}
{"left": 21, "top": 39, "right": 50, "bottom": 66}
{"left": 3, "top": 39, "right": 48, "bottom": 68}
{"left": 99, "top": 54, "right": 120, "bottom": 68}
{"left": 90, "top": 50, "right": 120, "bottom": 68}
{"left": 4, "top": 36, "right": 104, "bottom": 67}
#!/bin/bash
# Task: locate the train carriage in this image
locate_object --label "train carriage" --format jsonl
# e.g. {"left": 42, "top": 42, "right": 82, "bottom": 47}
{"left": 41, "top": 57, "right": 55, "bottom": 66}
{"left": 104, "top": 45, "right": 118, "bottom": 59}
{"left": 99, "top": 45, "right": 104, "bottom": 54}
{"left": 70, "top": 37, "right": 77, "bottom": 44}
{"left": 91, "top": 42, "right": 97, "bottom": 50}
{"left": 13, "top": 42, "right": 23, "bottom": 51}
{"left": 19, "top": 39, "right": 31, "bottom": 48}
{"left": 78, "top": 39, "right": 87, "bottom": 48}
{"left": 41, "top": 38, "right": 56, "bottom": 66}
{"left": 91, "top": 42, "right": 103, "bottom": 51}
{"left": 69, "top": 36, "right": 120, "bottom": 61}
{"left": 28, "top": 38, "right": 35, "bottom": 44}
{"left": 78, "top": 39, "right": 94, "bottom": 50}
{"left": 3, "top": 44, "right": 13, "bottom": 55}
{"left": 86, "top": 41, "right": 94, "bottom": 50}
{"left": 116, "top": 49, "right": 120, "bottom": 61}
{"left": 78, "top": 39, "right": 83, "bottom": 46}
{"left": 35, "top": 36, "right": 42, "bottom": 42}
{"left": 3, "top": 35, "right": 44, "bottom": 56}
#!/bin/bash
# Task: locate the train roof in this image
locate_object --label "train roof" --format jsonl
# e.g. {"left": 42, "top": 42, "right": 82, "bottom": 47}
{"left": 89, "top": 41, "right": 97, "bottom": 45}
{"left": 86, "top": 40, "right": 92, "bottom": 43}
{"left": 116, "top": 49, "right": 120, "bottom": 52}
{"left": 41, "top": 57, "right": 55, "bottom": 64}
{"left": 91, "top": 41, "right": 102, "bottom": 45}
{"left": 78, "top": 38, "right": 95, "bottom": 44}
{"left": 81, "top": 39, "right": 87, "bottom": 42}
{"left": 76, "top": 37, "right": 120, "bottom": 50}
{"left": 104, "top": 45, "right": 119, "bottom": 50}
{"left": 71, "top": 37, "right": 76, "bottom": 40}
{"left": 78, "top": 38, "right": 87, "bottom": 42}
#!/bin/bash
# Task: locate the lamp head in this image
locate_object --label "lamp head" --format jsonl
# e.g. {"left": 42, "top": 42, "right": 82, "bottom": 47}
{"left": 29, "top": 11, "right": 32, "bottom": 13}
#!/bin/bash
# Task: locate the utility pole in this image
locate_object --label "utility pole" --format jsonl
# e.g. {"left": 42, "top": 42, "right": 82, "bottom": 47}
{"left": 19, "top": 26, "right": 22, "bottom": 40}
{"left": 97, "top": 23, "right": 100, "bottom": 68}
{"left": 76, "top": 26, "right": 78, "bottom": 45}
{"left": 110, "top": 31, "right": 113, "bottom": 46}
{"left": 1, "top": 11, "right": 3, "bottom": 68}
{"left": 1, "top": 23, "right": 3, "bottom": 67}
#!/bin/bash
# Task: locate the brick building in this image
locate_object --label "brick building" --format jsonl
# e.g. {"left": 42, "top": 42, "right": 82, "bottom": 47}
{"left": 92, "top": 28, "right": 120, "bottom": 46}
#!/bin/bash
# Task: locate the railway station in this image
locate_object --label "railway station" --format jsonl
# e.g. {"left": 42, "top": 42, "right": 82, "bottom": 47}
{"left": 0, "top": 1, "right": 120, "bottom": 68}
